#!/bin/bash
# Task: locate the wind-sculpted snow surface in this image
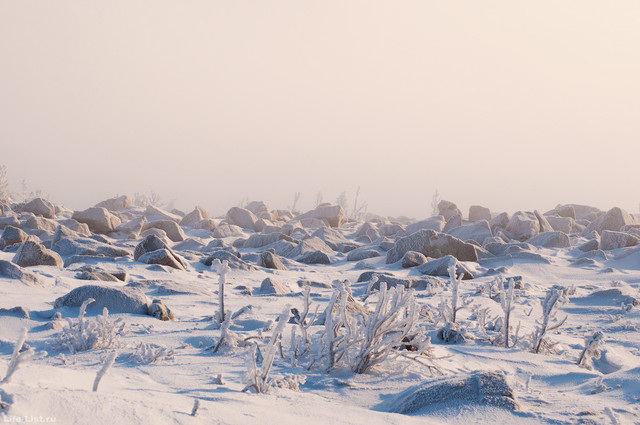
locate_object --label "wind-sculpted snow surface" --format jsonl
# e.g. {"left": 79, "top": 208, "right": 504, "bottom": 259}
{"left": 0, "top": 198, "right": 640, "bottom": 424}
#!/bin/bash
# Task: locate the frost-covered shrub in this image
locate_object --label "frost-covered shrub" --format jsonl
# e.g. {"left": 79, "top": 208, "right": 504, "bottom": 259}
{"left": 531, "top": 288, "right": 568, "bottom": 353}
{"left": 290, "top": 285, "right": 319, "bottom": 366}
{"left": 577, "top": 331, "right": 605, "bottom": 368}
{"left": 56, "top": 298, "right": 126, "bottom": 353}
{"left": 130, "top": 343, "right": 174, "bottom": 364}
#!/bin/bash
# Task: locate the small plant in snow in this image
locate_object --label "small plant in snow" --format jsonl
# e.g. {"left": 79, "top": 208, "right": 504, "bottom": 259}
{"left": 243, "top": 306, "right": 290, "bottom": 393}
{"left": 531, "top": 287, "right": 568, "bottom": 354}
{"left": 210, "top": 309, "right": 240, "bottom": 353}
{"left": 92, "top": 351, "right": 117, "bottom": 392}
{"left": 577, "top": 331, "right": 605, "bottom": 368}
{"left": 2, "top": 329, "right": 34, "bottom": 384}
{"left": 130, "top": 343, "right": 174, "bottom": 364}
{"left": 56, "top": 299, "right": 126, "bottom": 353}
{"left": 500, "top": 278, "right": 520, "bottom": 348}
{"left": 211, "top": 259, "right": 231, "bottom": 325}
{"left": 290, "top": 285, "right": 319, "bottom": 366}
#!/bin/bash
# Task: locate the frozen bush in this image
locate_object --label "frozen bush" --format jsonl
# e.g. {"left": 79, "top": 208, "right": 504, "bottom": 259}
{"left": 532, "top": 288, "right": 568, "bottom": 353}
{"left": 130, "top": 343, "right": 174, "bottom": 364}
{"left": 577, "top": 331, "right": 605, "bottom": 368}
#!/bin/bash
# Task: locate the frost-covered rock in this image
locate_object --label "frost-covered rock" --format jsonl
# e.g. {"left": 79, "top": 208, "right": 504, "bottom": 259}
{"left": 142, "top": 220, "right": 186, "bottom": 242}
{"left": 22, "top": 197, "right": 56, "bottom": 219}
{"left": 72, "top": 207, "right": 122, "bottom": 234}
{"left": 225, "top": 207, "right": 259, "bottom": 231}
{"left": 405, "top": 216, "right": 445, "bottom": 234}
{"left": 298, "top": 250, "right": 331, "bottom": 264}
{"left": 75, "top": 266, "right": 126, "bottom": 282}
{"left": 257, "top": 250, "right": 288, "bottom": 271}
{"left": 379, "top": 223, "right": 405, "bottom": 237}
{"left": 346, "top": 248, "right": 380, "bottom": 261}
{"left": 54, "top": 285, "right": 152, "bottom": 315}
{"left": 417, "top": 255, "right": 474, "bottom": 279}
{"left": 0, "top": 260, "right": 45, "bottom": 286}
{"left": 447, "top": 220, "right": 492, "bottom": 245}
{"left": 437, "top": 200, "right": 461, "bottom": 221}
{"left": 546, "top": 216, "right": 575, "bottom": 234}
{"left": 245, "top": 201, "right": 269, "bottom": 215}
{"left": 527, "top": 231, "right": 571, "bottom": 248}
{"left": 442, "top": 214, "right": 462, "bottom": 233}
{"left": 180, "top": 206, "right": 210, "bottom": 227}
{"left": 52, "top": 237, "right": 130, "bottom": 258}
{"left": 0, "top": 225, "right": 29, "bottom": 249}
{"left": 468, "top": 205, "right": 491, "bottom": 222}
{"left": 259, "top": 277, "right": 291, "bottom": 295}
{"left": 401, "top": 251, "right": 427, "bottom": 268}
{"left": 243, "top": 232, "right": 294, "bottom": 249}
{"left": 213, "top": 223, "right": 245, "bottom": 238}
{"left": 505, "top": 211, "right": 540, "bottom": 241}
{"left": 148, "top": 299, "right": 175, "bottom": 321}
{"left": 95, "top": 195, "right": 131, "bottom": 211}
{"left": 578, "top": 232, "right": 600, "bottom": 252}
{"left": 0, "top": 214, "right": 20, "bottom": 230}
{"left": 385, "top": 371, "right": 519, "bottom": 414}
{"left": 311, "top": 227, "right": 350, "bottom": 251}
{"left": 134, "top": 234, "right": 186, "bottom": 270}
{"left": 144, "top": 205, "right": 182, "bottom": 222}
{"left": 24, "top": 216, "right": 58, "bottom": 236}
{"left": 201, "top": 250, "right": 257, "bottom": 271}
{"left": 386, "top": 230, "right": 477, "bottom": 264}
{"left": 287, "top": 236, "right": 334, "bottom": 259}
{"left": 359, "top": 271, "right": 437, "bottom": 291}
{"left": 585, "top": 207, "right": 637, "bottom": 234}
{"left": 489, "top": 212, "right": 510, "bottom": 232}
{"left": 600, "top": 230, "right": 640, "bottom": 251}
{"left": 13, "top": 240, "right": 63, "bottom": 267}
{"left": 295, "top": 205, "right": 346, "bottom": 228}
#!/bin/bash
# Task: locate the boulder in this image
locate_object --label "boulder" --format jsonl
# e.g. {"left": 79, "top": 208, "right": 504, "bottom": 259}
{"left": 225, "top": 207, "right": 259, "bottom": 231}
{"left": 600, "top": 230, "right": 640, "bottom": 251}
{"left": 401, "top": 251, "right": 427, "bottom": 268}
{"left": 489, "top": 212, "right": 510, "bottom": 232}
{"left": 72, "top": 207, "right": 122, "bottom": 234}
{"left": 468, "top": 205, "right": 491, "bottom": 222}
{"left": 360, "top": 271, "right": 437, "bottom": 291}
{"left": 447, "top": 220, "right": 492, "bottom": 245}
{"left": 585, "top": 207, "right": 637, "bottom": 234}
{"left": 437, "top": 200, "right": 461, "bottom": 221}
{"left": 259, "top": 277, "right": 291, "bottom": 295}
{"left": 526, "top": 231, "right": 571, "bottom": 248}
{"left": 346, "top": 248, "right": 381, "bottom": 261}
{"left": 0, "top": 215, "right": 20, "bottom": 229}
{"left": 386, "top": 371, "right": 518, "bottom": 414}
{"left": 406, "top": 216, "right": 445, "bottom": 234}
{"left": 417, "top": 255, "right": 474, "bottom": 280}
{"left": 24, "top": 216, "right": 58, "bottom": 236}
{"left": 287, "top": 236, "right": 334, "bottom": 259}
{"left": 298, "top": 250, "right": 331, "bottom": 265}
{"left": 257, "top": 250, "right": 288, "bottom": 270}
{"left": 147, "top": 299, "right": 175, "bottom": 321}
{"left": 386, "top": 230, "right": 477, "bottom": 264}
{"left": 201, "top": 250, "right": 257, "bottom": 271}
{"left": 144, "top": 205, "right": 182, "bottom": 222}
{"left": 54, "top": 285, "right": 151, "bottom": 315}
{"left": 13, "top": 240, "right": 63, "bottom": 267}
{"left": 95, "top": 195, "right": 131, "bottom": 211}
{"left": 442, "top": 214, "right": 462, "bottom": 233}
{"left": 194, "top": 219, "right": 216, "bottom": 231}
{"left": 578, "top": 232, "right": 600, "bottom": 252}
{"left": 180, "top": 206, "right": 210, "bottom": 227}
{"left": 245, "top": 201, "right": 269, "bottom": 215}
{"left": 22, "top": 198, "right": 55, "bottom": 219}
{"left": 0, "top": 260, "right": 46, "bottom": 286}
{"left": 0, "top": 225, "right": 29, "bottom": 249}
{"left": 505, "top": 211, "right": 539, "bottom": 241}
{"left": 134, "top": 234, "right": 186, "bottom": 270}
{"left": 311, "top": 227, "right": 351, "bottom": 251}
{"left": 52, "top": 237, "right": 130, "bottom": 258}
{"left": 75, "top": 266, "right": 126, "bottom": 282}
{"left": 378, "top": 223, "right": 405, "bottom": 237}
{"left": 213, "top": 223, "right": 245, "bottom": 238}
{"left": 545, "top": 216, "right": 574, "bottom": 234}
{"left": 142, "top": 220, "right": 186, "bottom": 242}
{"left": 243, "top": 232, "right": 295, "bottom": 249}
{"left": 295, "top": 205, "right": 346, "bottom": 228}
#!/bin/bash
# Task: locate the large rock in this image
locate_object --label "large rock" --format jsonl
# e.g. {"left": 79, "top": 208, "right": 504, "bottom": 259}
{"left": 0, "top": 260, "right": 45, "bottom": 286}
{"left": 144, "top": 205, "right": 182, "bottom": 222}
{"left": 225, "top": 207, "right": 259, "bottom": 231}
{"left": 259, "top": 277, "right": 291, "bottom": 295}
{"left": 505, "top": 211, "right": 539, "bottom": 241}
{"left": 358, "top": 271, "right": 437, "bottom": 291}
{"left": 52, "top": 237, "right": 130, "bottom": 258}
{"left": 545, "top": 216, "right": 574, "bottom": 234}
{"left": 243, "top": 232, "right": 295, "bottom": 249}
{"left": 489, "top": 212, "right": 510, "bottom": 232}
{"left": 311, "top": 227, "right": 350, "bottom": 251}
{"left": 468, "top": 205, "right": 491, "bottom": 222}
{"left": 346, "top": 248, "right": 381, "bottom": 261}
{"left": 201, "top": 250, "right": 257, "bottom": 271}
{"left": 13, "top": 241, "right": 63, "bottom": 267}
{"left": 95, "top": 195, "right": 131, "bottom": 211}
{"left": 295, "top": 205, "right": 346, "bottom": 228}
{"left": 406, "top": 216, "right": 445, "bottom": 235}
{"left": 213, "top": 223, "right": 245, "bottom": 238}
{"left": 287, "top": 236, "right": 334, "bottom": 259}
{"left": 417, "top": 255, "right": 474, "bottom": 279}
{"left": 245, "top": 201, "right": 269, "bottom": 215}
{"left": 447, "top": 220, "right": 492, "bottom": 245}
{"left": 442, "top": 214, "right": 462, "bottom": 233}
{"left": 386, "top": 371, "right": 518, "bottom": 414}
{"left": 22, "top": 198, "right": 55, "bottom": 219}
{"left": 297, "top": 250, "right": 331, "bottom": 264}
{"left": 401, "top": 251, "right": 427, "bottom": 268}
{"left": 180, "top": 206, "right": 210, "bottom": 227}
{"left": 600, "top": 230, "right": 640, "bottom": 251}
{"left": 386, "top": 230, "right": 477, "bottom": 264}
{"left": 526, "top": 231, "right": 571, "bottom": 248}
{"left": 0, "top": 215, "right": 20, "bottom": 229}
{"left": 142, "top": 220, "right": 186, "bottom": 242}
{"left": 54, "top": 285, "right": 151, "bottom": 315}
{"left": 24, "top": 216, "right": 58, "bottom": 236}
{"left": 585, "top": 207, "right": 637, "bottom": 234}
{"left": 0, "top": 225, "right": 29, "bottom": 249}
{"left": 72, "top": 207, "right": 122, "bottom": 234}
{"left": 134, "top": 234, "right": 186, "bottom": 270}
{"left": 257, "top": 250, "right": 288, "bottom": 270}
{"left": 379, "top": 223, "right": 405, "bottom": 237}
{"left": 437, "top": 200, "right": 461, "bottom": 221}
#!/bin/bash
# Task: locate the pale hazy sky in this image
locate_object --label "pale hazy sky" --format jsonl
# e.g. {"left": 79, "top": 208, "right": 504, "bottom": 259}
{"left": 1, "top": 1, "right": 639, "bottom": 218}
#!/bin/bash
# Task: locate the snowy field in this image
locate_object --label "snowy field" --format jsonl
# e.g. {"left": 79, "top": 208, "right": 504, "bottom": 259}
{"left": 1, "top": 197, "right": 639, "bottom": 424}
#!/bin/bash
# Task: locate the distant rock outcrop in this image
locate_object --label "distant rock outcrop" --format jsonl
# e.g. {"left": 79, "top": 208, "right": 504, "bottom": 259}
{"left": 386, "top": 230, "right": 477, "bottom": 264}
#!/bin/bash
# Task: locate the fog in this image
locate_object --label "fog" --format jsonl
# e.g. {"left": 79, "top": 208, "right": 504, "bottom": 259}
{"left": 1, "top": 1, "right": 639, "bottom": 218}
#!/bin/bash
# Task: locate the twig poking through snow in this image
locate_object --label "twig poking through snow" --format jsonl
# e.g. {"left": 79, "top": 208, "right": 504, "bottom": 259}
{"left": 2, "top": 328, "right": 34, "bottom": 384}
{"left": 191, "top": 399, "right": 200, "bottom": 416}
{"left": 92, "top": 351, "right": 117, "bottom": 392}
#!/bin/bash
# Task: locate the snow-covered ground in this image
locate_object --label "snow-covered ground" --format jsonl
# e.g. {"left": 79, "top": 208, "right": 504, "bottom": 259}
{"left": 1, "top": 199, "right": 639, "bottom": 424}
